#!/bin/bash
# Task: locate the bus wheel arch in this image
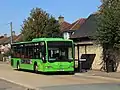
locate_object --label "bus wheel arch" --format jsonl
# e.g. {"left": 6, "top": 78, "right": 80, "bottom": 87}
{"left": 34, "top": 62, "right": 38, "bottom": 73}
{"left": 17, "top": 61, "right": 20, "bottom": 70}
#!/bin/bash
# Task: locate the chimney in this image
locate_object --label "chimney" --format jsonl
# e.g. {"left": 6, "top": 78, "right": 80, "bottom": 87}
{"left": 4, "top": 34, "right": 7, "bottom": 37}
{"left": 12, "top": 31, "right": 15, "bottom": 36}
{"left": 58, "top": 15, "right": 64, "bottom": 24}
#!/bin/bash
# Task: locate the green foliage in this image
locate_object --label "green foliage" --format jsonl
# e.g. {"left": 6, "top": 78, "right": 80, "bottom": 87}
{"left": 95, "top": 0, "right": 120, "bottom": 49}
{"left": 94, "top": 0, "right": 120, "bottom": 72}
{"left": 21, "top": 8, "right": 60, "bottom": 41}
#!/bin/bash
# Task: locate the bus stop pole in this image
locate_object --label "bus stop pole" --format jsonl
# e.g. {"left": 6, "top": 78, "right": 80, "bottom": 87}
{"left": 77, "top": 45, "right": 82, "bottom": 72}
{"left": 77, "top": 45, "right": 80, "bottom": 72}
{"left": 79, "top": 60, "right": 82, "bottom": 72}
{"left": 10, "top": 22, "right": 13, "bottom": 44}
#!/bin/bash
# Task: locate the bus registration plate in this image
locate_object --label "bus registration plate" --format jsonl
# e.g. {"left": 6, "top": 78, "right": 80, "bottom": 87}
{"left": 57, "top": 69, "right": 64, "bottom": 71}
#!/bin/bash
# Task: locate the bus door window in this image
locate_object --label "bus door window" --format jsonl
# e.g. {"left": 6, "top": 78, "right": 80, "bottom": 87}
{"left": 36, "top": 48, "right": 40, "bottom": 59}
{"left": 39, "top": 52, "right": 42, "bottom": 59}
{"left": 41, "top": 42, "right": 46, "bottom": 59}
{"left": 33, "top": 42, "right": 41, "bottom": 59}
{"left": 68, "top": 47, "right": 73, "bottom": 59}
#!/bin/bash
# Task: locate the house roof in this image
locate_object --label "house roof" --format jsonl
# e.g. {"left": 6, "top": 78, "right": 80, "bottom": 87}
{"left": 71, "top": 14, "right": 97, "bottom": 38}
{"left": 61, "top": 18, "right": 86, "bottom": 33}
{"left": 0, "top": 37, "right": 8, "bottom": 45}
{"left": 14, "top": 34, "right": 23, "bottom": 42}
{"left": 60, "top": 21, "right": 71, "bottom": 32}
{"left": 4, "top": 35, "right": 18, "bottom": 44}
{"left": 0, "top": 34, "right": 23, "bottom": 45}
{"left": 69, "top": 18, "right": 86, "bottom": 30}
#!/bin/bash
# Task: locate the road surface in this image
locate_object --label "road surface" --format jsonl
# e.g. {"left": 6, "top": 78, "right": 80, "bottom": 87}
{"left": 0, "top": 79, "right": 25, "bottom": 90}
{"left": 0, "top": 62, "right": 120, "bottom": 90}
{"left": 41, "top": 83, "right": 120, "bottom": 90}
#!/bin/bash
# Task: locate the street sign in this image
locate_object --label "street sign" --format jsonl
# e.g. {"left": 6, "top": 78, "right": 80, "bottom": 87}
{"left": 79, "top": 59, "right": 86, "bottom": 61}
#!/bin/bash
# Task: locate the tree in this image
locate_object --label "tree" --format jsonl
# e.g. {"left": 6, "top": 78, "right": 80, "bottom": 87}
{"left": 95, "top": 0, "right": 120, "bottom": 72}
{"left": 21, "top": 8, "right": 60, "bottom": 41}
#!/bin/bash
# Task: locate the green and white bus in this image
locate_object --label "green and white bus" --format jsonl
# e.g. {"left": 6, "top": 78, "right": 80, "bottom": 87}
{"left": 11, "top": 38, "right": 75, "bottom": 73}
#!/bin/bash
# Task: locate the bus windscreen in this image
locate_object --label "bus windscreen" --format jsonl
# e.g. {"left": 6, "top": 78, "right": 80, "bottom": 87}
{"left": 47, "top": 41, "right": 73, "bottom": 62}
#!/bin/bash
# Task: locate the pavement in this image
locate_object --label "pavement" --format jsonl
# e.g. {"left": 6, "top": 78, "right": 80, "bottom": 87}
{"left": 0, "top": 61, "right": 120, "bottom": 90}
{"left": 0, "top": 61, "right": 9, "bottom": 64}
{"left": 75, "top": 70, "right": 120, "bottom": 80}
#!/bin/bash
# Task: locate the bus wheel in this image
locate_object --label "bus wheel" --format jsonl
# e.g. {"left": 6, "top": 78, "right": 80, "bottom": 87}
{"left": 34, "top": 64, "right": 38, "bottom": 73}
{"left": 17, "top": 62, "right": 20, "bottom": 70}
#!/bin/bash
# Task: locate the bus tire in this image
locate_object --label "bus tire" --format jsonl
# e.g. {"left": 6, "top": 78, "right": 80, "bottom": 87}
{"left": 34, "top": 63, "right": 38, "bottom": 73}
{"left": 17, "top": 61, "right": 20, "bottom": 70}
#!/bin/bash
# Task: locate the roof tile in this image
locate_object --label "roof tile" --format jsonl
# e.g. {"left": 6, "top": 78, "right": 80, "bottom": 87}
{"left": 69, "top": 18, "right": 86, "bottom": 30}
{"left": 60, "top": 21, "right": 71, "bottom": 32}
{"left": 71, "top": 14, "right": 97, "bottom": 38}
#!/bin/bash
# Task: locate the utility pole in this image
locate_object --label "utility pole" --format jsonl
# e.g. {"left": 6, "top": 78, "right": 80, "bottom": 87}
{"left": 10, "top": 22, "right": 13, "bottom": 44}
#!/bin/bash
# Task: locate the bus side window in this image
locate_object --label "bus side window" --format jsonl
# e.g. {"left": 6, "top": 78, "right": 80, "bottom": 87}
{"left": 11, "top": 46, "right": 15, "bottom": 58}
{"left": 33, "top": 47, "right": 36, "bottom": 59}
{"left": 14, "top": 46, "right": 17, "bottom": 58}
{"left": 28, "top": 46, "right": 33, "bottom": 59}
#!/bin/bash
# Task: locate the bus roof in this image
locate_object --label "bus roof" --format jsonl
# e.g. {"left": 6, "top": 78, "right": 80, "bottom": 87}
{"left": 32, "top": 38, "right": 72, "bottom": 42}
{"left": 12, "top": 38, "right": 73, "bottom": 45}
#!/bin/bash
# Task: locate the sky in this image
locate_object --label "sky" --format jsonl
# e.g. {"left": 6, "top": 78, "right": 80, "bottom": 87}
{"left": 0, "top": 0, "right": 101, "bottom": 36}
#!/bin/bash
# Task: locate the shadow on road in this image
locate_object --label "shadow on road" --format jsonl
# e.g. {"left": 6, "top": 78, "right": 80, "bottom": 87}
{"left": 14, "top": 68, "right": 89, "bottom": 75}
{"left": 14, "top": 69, "right": 75, "bottom": 75}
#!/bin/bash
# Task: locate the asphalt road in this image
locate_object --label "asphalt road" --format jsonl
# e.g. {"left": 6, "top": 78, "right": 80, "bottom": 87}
{"left": 0, "top": 79, "right": 120, "bottom": 90}
{"left": 0, "top": 79, "right": 26, "bottom": 90}
{"left": 41, "top": 83, "right": 120, "bottom": 90}
{"left": 0, "top": 62, "right": 120, "bottom": 90}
